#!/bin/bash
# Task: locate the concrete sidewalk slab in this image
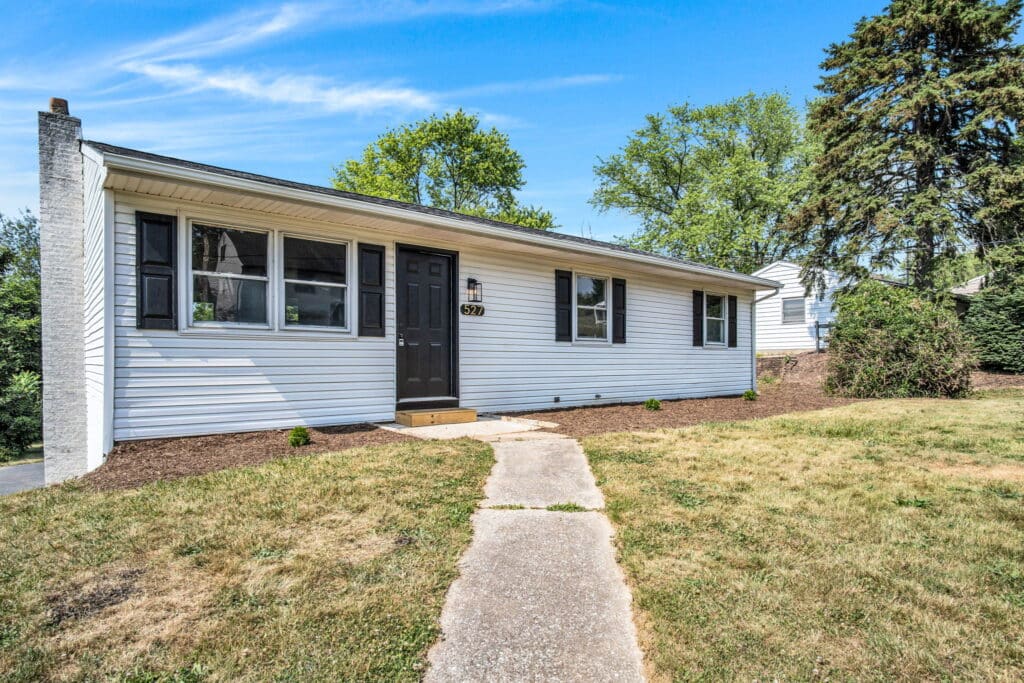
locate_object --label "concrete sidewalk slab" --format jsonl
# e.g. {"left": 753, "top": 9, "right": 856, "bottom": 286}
{"left": 426, "top": 509, "right": 644, "bottom": 683}
{"left": 379, "top": 416, "right": 542, "bottom": 440}
{"left": 483, "top": 438, "right": 604, "bottom": 509}
{"left": 0, "top": 462, "right": 45, "bottom": 496}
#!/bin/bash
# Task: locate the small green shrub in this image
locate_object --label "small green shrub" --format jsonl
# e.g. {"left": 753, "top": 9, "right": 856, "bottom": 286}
{"left": 743, "top": 389, "right": 758, "bottom": 401}
{"left": 288, "top": 426, "right": 311, "bottom": 448}
{"left": 643, "top": 398, "right": 662, "bottom": 411}
{"left": 826, "top": 281, "right": 975, "bottom": 398}
{"left": 0, "top": 371, "right": 41, "bottom": 461}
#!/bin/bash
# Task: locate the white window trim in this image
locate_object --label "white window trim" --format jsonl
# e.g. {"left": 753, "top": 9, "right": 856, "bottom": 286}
{"left": 177, "top": 216, "right": 357, "bottom": 337}
{"left": 572, "top": 271, "right": 612, "bottom": 343}
{"left": 277, "top": 231, "right": 353, "bottom": 333}
{"left": 781, "top": 296, "right": 806, "bottom": 325}
{"left": 704, "top": 291, "right": 727, "bottom": 347}
{"left": 186, "top": 220, "right": 273, "bottom": 330}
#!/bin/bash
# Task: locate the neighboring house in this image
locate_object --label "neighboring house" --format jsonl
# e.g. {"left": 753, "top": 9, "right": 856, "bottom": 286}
{"left": 37, "top": 100, "right": 781, "bottom": 483}
{"left": 752, "top": 261, "right": 840, "bottom": 353}
{"left": 951, "top": 273, "right": 990, "bottom": 317}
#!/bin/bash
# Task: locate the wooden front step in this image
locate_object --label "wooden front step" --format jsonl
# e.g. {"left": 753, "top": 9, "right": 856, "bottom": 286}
{"left": 395, "top": 407, "right": 477, "bottom": 427}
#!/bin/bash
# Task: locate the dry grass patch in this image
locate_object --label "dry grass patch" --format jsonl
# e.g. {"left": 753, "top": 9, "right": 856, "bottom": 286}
{"left": 583, "top": 390, "right": 1024, "bottom": 681}
{"left": 0, "top": 439, "right": 493, "bottom": 682}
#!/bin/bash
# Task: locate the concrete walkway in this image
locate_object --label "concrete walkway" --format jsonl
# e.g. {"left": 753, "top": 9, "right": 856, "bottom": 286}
{"left": 427, "top": 432, "right": 645, "bottom": 682}
{"left": 0, "top": 462, "right": 45, "bottom": 496}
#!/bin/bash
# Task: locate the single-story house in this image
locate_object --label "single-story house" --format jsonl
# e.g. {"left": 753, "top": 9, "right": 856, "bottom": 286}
{"left": 753, "top": 261, "right": 839, "bottom": 353}
{"left": 37, "top": 100, "right": 781, "bottom": 483}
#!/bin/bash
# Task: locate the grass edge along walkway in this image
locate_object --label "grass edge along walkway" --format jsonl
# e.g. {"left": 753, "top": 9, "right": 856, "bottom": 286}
{"left": 0, "top": 438, "right": 493, "bottom": 682}
{"left": 583, "top": 390, "right": 1024, "bottom": 682}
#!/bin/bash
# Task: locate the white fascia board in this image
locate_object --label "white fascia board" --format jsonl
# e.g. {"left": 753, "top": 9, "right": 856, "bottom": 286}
{"left": 95, "top": 147, "right": 783, "bottom": 290}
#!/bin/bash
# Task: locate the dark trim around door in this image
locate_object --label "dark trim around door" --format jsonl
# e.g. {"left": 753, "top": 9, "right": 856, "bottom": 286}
{"left": 395, "top": 243, "right": 460, "bottom": 411}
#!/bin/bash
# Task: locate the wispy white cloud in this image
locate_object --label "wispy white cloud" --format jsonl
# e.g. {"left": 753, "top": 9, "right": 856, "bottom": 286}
{"left": 445, "top": 73, "right": 621, "bottom": 98}
{"left": 114, "top": 1, "right": 562, "bottom": 65}
{"left": 115, "top": 3, "right": 327, "bottom": 64}
{"left": 123, "top": 61, "right": 439, "bottom": 113}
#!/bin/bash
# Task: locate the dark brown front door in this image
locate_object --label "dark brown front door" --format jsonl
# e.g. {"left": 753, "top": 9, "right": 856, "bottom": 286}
{"left": 396, "top": 246, "right": 456, "bottom": 404}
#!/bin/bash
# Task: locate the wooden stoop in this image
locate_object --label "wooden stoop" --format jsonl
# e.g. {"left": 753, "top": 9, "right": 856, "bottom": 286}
{"left": 395, "top": 407, "right": 478, "bottom": 428}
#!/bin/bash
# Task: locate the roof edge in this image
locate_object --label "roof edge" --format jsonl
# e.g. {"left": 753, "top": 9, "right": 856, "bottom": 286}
{"left": 85, "top": 140, "right": 782, "bottom": 289}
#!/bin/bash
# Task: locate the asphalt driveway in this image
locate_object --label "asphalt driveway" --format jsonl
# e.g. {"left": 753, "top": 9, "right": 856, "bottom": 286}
{"left": 0, "top": 462, "right": 45, "bottom": 496}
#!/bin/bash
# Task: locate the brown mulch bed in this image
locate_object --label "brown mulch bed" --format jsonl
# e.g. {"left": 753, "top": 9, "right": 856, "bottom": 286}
{"left": 973, "top": 370, "right": 1024, "bottom": 390}
{"left": 517, "top": 352, "right": 855, "bottom": 438}
{"left": 84, "top": 424, "right": 413, "bottom": 492}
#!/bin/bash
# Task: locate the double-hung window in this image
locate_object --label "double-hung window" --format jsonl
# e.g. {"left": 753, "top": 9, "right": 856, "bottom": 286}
{"left": 782, "top": 297, "right": 806, "bottom": 325}
{"left": 575, "top": 274, "right": 609, "bottom": 341}
{"left": 704, "top": 293, "right": 727, "bottom": 345}
{"left": 187, "top": 222, "right": 350, "bottom": 332}
{"left": 191, "top": 224, "right": 269, "bottom": 325}
{"left": 282, "top": 236, "right": 347, "bottom": 329}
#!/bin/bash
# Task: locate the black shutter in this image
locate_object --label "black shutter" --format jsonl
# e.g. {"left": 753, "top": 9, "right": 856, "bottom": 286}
{"left": 555, "top": 270, "right": 572, "bottom": 341}
{"left": 692, "top": 290, "right": 704, "bottom": 346}
{"left": 728, "top": 295, "right": 738, "bottom": 348}
{"left": 135, "top": 212, "right": 176, "bottom": 330}
{"left": 612, "top": 278, "right": 626, "bottom": 343}
{"left": 358, "top": 244, "right": 386, "bottom": 337}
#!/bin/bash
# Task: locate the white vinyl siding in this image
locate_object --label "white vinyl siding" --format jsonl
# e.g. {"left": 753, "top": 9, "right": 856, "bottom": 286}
{"left": 83, "top": 153, "right": 112, "bottom": 466}
{"left": 112, "top": 197, "right": 395, "bottom": 440}
{"left": 754, "top": 262, "right": 839, "bottom": 352}
{"left": 112, "top": 195, "right": 757, "bottom": 441}
{"left": 457, "top": 250, "right": 754, "bottom": 412}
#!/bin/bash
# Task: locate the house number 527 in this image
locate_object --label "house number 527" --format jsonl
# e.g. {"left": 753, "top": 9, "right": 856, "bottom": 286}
{"left": 460, "top": 304, "right": 485, "bottom": 316}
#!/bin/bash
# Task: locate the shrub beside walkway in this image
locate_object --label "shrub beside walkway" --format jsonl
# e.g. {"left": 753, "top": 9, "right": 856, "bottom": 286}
{"left": 427, "top": 432, "right": 644, "bottom": 681}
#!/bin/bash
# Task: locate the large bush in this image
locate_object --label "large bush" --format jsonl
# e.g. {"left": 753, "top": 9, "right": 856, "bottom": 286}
{"left": 963, "top": 245, "right": 1024, "bottom": 374}
{"left": 0, "top": 371, "right": 41, "bottom": 461}
{"left": 964, "top": 287, "right": 1024, "bottom": 374}
{"left": 826, "top": 281, "right": 974, "bottom": 398}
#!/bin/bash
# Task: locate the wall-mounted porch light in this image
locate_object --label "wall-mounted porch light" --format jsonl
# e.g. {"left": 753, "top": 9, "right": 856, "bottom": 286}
{"left": 467, "top": 277, "right": 483, "bottom": 303}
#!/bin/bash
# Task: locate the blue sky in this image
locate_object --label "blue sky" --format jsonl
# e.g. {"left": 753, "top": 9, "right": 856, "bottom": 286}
{"left": 1, "top": 0, "right": 886, "bottom": 241}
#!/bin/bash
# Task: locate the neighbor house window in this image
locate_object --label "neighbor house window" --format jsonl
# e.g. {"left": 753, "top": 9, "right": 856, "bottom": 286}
{"left": 191, "top": 224, "right": 269, "bottom": 325}
{"left": 705, "top": 293, "right": 727, "bottom": 345}
{"left": 282, "top": 236, "right": 348, "bottom": 329}
{"left": 575, "top": 274, "right": 608, "bottom": 340}
{"left": 782, "top": 297, "right": 806, "bottom": 325}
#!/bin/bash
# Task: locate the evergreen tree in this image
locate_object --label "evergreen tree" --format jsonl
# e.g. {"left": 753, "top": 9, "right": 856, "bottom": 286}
{"left": 790, "top": 0, "right": 1024, "bottom": 292}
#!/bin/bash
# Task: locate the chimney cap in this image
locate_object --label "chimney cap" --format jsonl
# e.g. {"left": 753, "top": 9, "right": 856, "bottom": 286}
{"left": 49, "top": 98, "right": 69, "bottom": 115}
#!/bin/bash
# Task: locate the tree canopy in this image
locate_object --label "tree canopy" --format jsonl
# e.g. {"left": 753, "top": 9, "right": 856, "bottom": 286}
{"left": 591, "top": 92, "right": 811, "bottom": 273}
{"left": 0, "top": 211, "right": 41, "bottom": 459}
{"left": 333, "top": 110, "right": 555, "bottom": 229}
{"left": 789, "top": 0, "right": 1024, "bottom": 293}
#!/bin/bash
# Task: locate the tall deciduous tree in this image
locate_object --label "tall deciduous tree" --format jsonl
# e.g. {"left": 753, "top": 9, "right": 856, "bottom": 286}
{"left": 790, "top": 0, "right": 1024, "bottom": 293}
{"left": 0, "top": 211, "right": 40, "bottom": 378}
{"left": 333, "top": 110, "right": 555, "bottom": 229}
{"left": 591, "top": 92, "right": 811, "bottom": 273}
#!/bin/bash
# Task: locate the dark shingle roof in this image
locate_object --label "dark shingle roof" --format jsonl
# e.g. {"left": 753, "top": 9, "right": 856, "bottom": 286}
{"left": 84, "top": 140, "right": 777, "bottom": 286}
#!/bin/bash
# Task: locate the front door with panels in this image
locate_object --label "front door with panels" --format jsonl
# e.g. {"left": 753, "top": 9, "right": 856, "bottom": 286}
{"left": 396, "top": 246, "right": 456, "bottom": 406}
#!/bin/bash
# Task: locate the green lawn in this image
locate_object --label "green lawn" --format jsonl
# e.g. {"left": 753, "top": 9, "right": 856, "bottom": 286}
{"left": 0, "top": 439, "right": 493, "bottom": 682}
{"left": 0, "top": 443, "right": 42, "bottom": 467}
{"left": 584, "top": 389, "right": 1024, "bottom": 681}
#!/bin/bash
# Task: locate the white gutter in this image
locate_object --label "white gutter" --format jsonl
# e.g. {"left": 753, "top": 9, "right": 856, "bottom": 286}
{"left": 95, "top": 147, "right": 783, "bottom": 290}
{"left": 750, "top": 288, "right": 781, "bottom": 391}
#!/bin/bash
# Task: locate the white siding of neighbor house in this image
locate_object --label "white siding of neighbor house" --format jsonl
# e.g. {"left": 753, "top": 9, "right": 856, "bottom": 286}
{"left": 111, "top": 194, "right": 757, "bottom": 441}
{"left": 754, "top": 261, "right": 838, "bottom": 352}
{"left": 82, "top": 153, "right": 112, "bottom": 467}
